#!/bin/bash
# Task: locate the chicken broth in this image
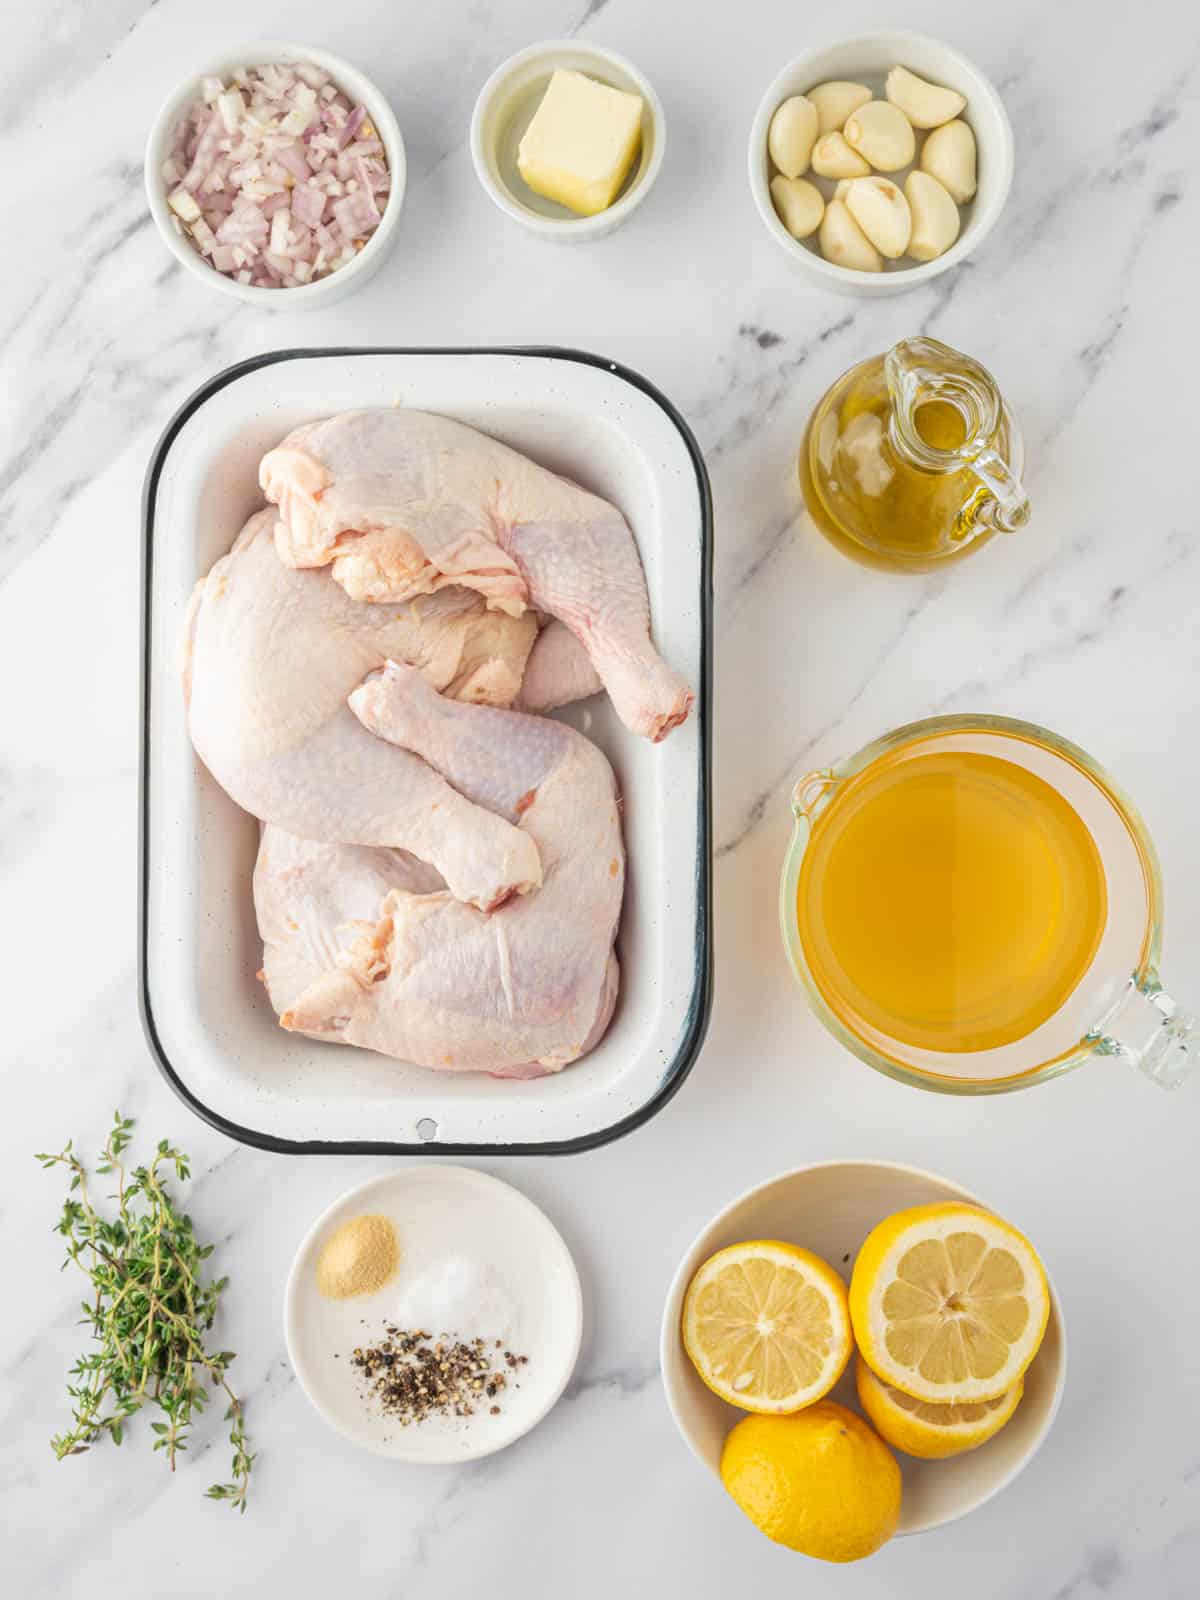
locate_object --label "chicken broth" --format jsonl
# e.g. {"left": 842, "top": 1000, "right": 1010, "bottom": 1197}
{"left": 796, "top": 749, "right": 1108, "bottom": 1054}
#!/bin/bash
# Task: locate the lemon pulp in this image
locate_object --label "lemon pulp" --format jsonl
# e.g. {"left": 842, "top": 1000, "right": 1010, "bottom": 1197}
{"left": 683, "top": 1241, "right": 851, "bottom": 1413}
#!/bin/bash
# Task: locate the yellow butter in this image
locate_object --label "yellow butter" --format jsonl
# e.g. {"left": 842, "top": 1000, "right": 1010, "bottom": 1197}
{"left": 517, "top": 68, "right": 644, "bottom": 217}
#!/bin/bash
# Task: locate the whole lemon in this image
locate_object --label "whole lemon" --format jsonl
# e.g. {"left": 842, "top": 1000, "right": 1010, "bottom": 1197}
{"left": 720, "top": 1401, "right": 901, "bottom": 1563}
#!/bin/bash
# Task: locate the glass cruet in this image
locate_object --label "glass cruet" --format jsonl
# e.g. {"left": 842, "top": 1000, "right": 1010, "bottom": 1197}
{"left": 799, "top": 336, "right": 1031, "bottom": 571}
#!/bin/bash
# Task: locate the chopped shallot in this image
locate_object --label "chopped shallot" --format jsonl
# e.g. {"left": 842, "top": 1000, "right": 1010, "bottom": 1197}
{"left": 338, "top": 104, "right": 366, "bottom": 148}
{"left": 216, "top": 89, "right": 244, "bottom": 133}
{"left": 291, "top": 181, "right": 326, "bottom": 229}
{"left": 269, "top": 208, "right": 292, "bottom": 256}
{"left": 332, "top": 184, "right": 380, "bottom": 241}
{"left": 161, "top": 61, "right": 390, "bottom": 289}
{"left": 275, "top": 142, "right": 311, "bottom": 182}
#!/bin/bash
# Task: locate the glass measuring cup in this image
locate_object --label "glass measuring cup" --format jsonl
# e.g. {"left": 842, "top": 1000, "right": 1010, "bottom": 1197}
{"left": 779, "top": 715, "right": 1197, "bottom": 1093}
{"left": 799, "top": 337, "right": 1031, "bottom": 571}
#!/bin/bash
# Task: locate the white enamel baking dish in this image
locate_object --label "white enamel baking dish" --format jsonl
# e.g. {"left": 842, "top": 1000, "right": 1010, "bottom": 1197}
{"left": 140, "top": 349, "right": 712, "bottom": 1153}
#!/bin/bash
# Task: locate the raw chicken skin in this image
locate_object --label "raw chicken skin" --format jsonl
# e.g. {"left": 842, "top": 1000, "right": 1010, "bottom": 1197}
{"left": 260, "top": 409, "right": 693, "bottom": 741}
{"left": 514, "top": 619, "right": 603, "bottom": 713}
{"left": 184, "top": 509, "right": 542, "bottom": 910}
{"left": 262, "top": 661, "right": 624, "bottom": 1074}
{"left": 254, "top": 831, "right": 445, "bottom": 1018}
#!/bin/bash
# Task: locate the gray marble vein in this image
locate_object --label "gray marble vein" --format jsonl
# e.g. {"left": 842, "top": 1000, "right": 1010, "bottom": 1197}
{"left": 3, "top": 1, "right": 1200, "bottom": 1597}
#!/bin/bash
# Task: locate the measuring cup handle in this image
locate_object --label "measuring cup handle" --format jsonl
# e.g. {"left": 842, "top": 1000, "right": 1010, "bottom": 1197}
{"left": 1088, "top": 973, "right": 1200, "bottom": 1089}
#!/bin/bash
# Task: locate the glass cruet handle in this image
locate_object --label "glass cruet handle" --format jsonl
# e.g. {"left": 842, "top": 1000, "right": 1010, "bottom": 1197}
{"left": 964, "top": 445, "right": 1031, "bottom": 534}
{"left": 1087, "top": 972, "right": 1200, "bottom": 1089}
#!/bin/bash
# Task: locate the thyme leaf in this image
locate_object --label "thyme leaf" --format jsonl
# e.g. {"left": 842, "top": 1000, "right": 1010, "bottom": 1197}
{"left": 36, "top": 1112, "right": 254, "bottom": 1511}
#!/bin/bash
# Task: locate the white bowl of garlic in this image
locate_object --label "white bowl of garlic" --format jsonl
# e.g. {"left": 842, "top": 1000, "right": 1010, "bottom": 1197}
{"left": 748, "top": 31, "right": 1013, "bottom": 295}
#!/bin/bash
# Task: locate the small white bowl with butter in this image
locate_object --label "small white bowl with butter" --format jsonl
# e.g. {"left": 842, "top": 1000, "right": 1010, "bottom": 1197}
{"left": 470, "top": 40, "right": 665, "bottom": 240}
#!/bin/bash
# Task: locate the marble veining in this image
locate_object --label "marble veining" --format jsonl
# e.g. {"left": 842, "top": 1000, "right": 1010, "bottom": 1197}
{"left": 3, "top": 0, "right": 1200, "bottom": 1596}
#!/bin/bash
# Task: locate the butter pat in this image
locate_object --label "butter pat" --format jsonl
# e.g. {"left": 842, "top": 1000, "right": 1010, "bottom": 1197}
{"left": 517, "top": 68, "right": 644, "bottom": 217}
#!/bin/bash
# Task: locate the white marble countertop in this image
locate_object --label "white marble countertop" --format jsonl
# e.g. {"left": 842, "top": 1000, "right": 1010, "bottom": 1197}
{"left": 4, "top": 0, "right": 1199, "bottom": 1594}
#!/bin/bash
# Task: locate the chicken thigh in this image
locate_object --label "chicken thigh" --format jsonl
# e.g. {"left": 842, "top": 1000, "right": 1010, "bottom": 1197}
{"left": 183, "top": 509, "right": 542, "bottom": 909}
{"left": 260, "top": 409, "right": 693, "bottom": 742}
{"left": 260, "top": 661, "right": 624, "bottom": 1074}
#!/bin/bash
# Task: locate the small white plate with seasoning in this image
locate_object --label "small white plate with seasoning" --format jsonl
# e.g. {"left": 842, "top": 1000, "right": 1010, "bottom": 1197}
{"left": 285, "top": 1167, "right": 583, "bottom": 1462}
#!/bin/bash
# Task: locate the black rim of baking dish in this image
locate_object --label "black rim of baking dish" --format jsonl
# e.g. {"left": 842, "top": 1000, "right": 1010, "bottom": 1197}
{"left": 139, "top": 346, "right": 713, "bottom": 1156}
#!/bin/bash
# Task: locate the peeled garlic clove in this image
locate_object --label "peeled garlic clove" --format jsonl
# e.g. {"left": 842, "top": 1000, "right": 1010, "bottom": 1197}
{"left": 833, "top": 178, "right": 855, "bottom": 202}
{"left": 885, "top": 65, "right": 966, "bottom": 129}
{"left": 770, "top": 175, "right": 825, "bottom": 239}
{"left": 768, "top": 95, "right": 819, "bottom": 178}
{"left": 844, "top": 176, "right": 912, "bottom": 258}
{"left": 905, "top": 170, "right": 961, "bottom": 260}
{"left": 843, "top": 100, "right": 916, "bottom": 172}
{"left": 811, "top": 131, "right": 870, "bottom": 179}
{"left": 819, "top": 200, "right": 883, "bottom": 273}
{"left": 807, "top": 80, "right": 872, "bottom": 134}
{"left": 920, "top": 119, "right": 977, "bottom": 203}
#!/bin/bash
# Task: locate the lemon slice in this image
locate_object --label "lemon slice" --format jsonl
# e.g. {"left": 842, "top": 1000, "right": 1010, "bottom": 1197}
{"left": 849, "top": 1203, "right": 1049, "bottom": 1404}
{"left": 855, "top": 1355, "right": 1023, "bottom": 1459}
{"left": 682, "top": 1241, "right": 851, "bottom": 1413}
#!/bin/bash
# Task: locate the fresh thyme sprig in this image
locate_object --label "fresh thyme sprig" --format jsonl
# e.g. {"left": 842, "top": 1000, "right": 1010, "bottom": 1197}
{"left": 36, "top": 1111, "right": 254, "bottom": 1511}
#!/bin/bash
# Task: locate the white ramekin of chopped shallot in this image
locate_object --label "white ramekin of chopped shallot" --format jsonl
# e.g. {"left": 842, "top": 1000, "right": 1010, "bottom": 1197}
{"left": 145, "top": 43, "right": 406, "bottom": 308}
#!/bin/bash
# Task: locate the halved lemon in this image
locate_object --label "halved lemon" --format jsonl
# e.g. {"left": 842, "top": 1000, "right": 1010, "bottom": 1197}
{"left": 682, "top": 1240, "right": 851, "bottom": 1413}
{"left": 855, "top": 1355, "right": 1024, "bottom": 1459}
{"left": 849, "top": 1203, "right": 1050, "bottom": 1404}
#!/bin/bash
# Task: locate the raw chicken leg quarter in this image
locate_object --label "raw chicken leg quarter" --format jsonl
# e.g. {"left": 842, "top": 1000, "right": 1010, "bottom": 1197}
{"left": 259, "top": 661, "right": 625, "bottom": 1075}
{"left": 260, "top": 408, "right": 693, "bottom": 742}
{"left": 183, "top": 510, "right": 543, "bottom": 910}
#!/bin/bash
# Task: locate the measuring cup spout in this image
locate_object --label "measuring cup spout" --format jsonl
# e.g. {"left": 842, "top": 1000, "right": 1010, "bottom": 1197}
{"left": 791, "top": 771, "right": 839, "bottom": 821}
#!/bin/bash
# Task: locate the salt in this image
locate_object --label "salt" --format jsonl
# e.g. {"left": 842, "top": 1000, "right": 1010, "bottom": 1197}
{"left": 391, "top": 1255, "right": 517, "bottom": 1344}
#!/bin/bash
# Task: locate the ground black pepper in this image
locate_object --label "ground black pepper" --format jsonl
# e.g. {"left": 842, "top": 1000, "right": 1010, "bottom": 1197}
{"left": 347, "top": 1328, "right": 530, "bottom": 1425}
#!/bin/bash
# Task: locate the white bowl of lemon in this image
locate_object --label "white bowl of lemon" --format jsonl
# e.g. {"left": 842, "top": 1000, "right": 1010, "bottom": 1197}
{"left": 660, "top": 1161, "right": 1066, "bottom": 1559}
